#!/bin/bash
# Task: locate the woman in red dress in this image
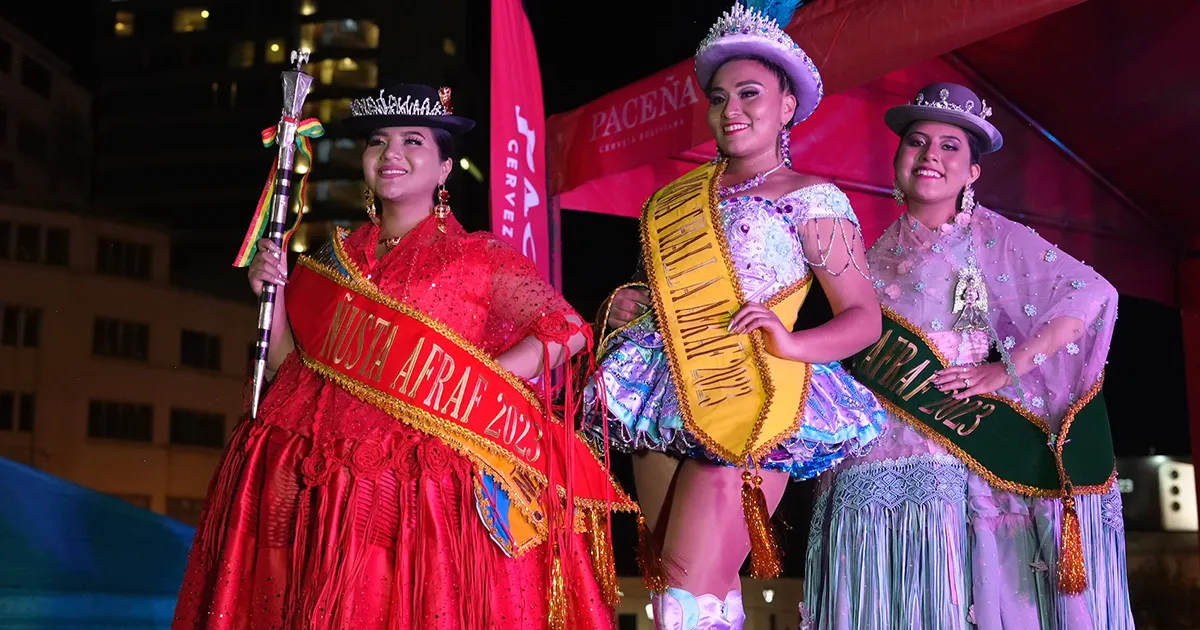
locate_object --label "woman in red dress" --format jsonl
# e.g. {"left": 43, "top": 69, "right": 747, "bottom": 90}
{"left": 172, "top": 84, "right": 633, "bottom": 630}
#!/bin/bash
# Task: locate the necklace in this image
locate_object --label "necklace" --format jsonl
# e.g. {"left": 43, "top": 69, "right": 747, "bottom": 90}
{"left": 717, "top": 160, "right": 787, "bottom": 198}
{"left": 378, "top": 235, "right": 403, "bottom": 249}
{"left": 904, "top": 209, "right": 988, "bottom": 332}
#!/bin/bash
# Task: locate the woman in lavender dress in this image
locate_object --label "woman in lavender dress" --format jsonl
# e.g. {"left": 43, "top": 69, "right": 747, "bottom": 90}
{"left": 801, "top": 83, "right": 1134, "bottom": 629}
{"left": 585, "top": 4, "right": 887, "bottom": 628}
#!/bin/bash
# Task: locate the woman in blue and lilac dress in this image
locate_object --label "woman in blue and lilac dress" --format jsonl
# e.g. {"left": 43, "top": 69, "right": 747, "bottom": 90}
{"left": 585, "top": 4, "right": 887, "bottom": 629}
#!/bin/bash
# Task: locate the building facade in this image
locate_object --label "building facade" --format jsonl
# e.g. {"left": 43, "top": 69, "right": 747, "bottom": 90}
{"left": 0, "top": 203, "right": 256, "bottom": 524}
{"left": 0, "top": 18, "right": 92, "bottom": 211}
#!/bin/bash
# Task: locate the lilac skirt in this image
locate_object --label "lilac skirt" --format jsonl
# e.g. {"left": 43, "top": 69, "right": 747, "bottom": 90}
{"left": 582, "top": 316, "right": 888, "bottom": 479}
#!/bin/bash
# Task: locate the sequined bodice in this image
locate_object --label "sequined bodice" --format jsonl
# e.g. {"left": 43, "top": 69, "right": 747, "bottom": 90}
{"left": 718, "top": 183, "right": 858, "bottom": 303}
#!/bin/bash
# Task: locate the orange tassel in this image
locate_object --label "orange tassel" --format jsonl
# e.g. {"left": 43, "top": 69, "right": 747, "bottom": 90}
{"left": 1057, "top": 496, "right": 1087, "bottom": 595}
{"left": 636, "top": 513, "right": 668, "bottom": 593}
{"left": 586, "top": 510, "right": 621, "bottom": 607}
{"left": 742, "top": 470, "right": 782, "bottom": 579}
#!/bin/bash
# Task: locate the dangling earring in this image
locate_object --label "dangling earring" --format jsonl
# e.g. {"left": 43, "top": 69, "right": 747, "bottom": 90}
{"left": 433, "top": 185, "right": 451, "bottom": 233}
{"left": 892, "top": 179, "right": 906, "bottom": 206}
{"left": 961, "top": 184, "right": 976, "bottom": 214}
{"left": 711, "top": 149, "right": 726, "bottom": 165}
{"left": 779, "top": 126, "right": 792, "bottom": 168}
{"left": 364, "top": 187, "right": 380, "bottom": 226}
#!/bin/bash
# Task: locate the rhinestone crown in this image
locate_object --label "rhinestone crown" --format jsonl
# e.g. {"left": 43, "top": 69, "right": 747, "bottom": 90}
{"left": 914, "top": 88, "right": 994, "bottom": 121}
{"left": 350, "top": 90, "right": 449, "bottom": 117}
{"left": 696, "top": 3, "right": 804, "bottom": 58}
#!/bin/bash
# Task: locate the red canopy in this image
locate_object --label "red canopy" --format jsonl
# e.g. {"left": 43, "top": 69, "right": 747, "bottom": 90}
{"left": 547, "top": 0, "right": 1087, "bottom": 202}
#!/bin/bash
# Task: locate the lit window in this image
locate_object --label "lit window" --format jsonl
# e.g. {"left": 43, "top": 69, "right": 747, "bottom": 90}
{"left": 303, "top": 20, "right": 379, "bottom": 50}
{"left": 114, "top": 11, "right": 134, "bottom": 37}
{"left": 300, "top": 0, "right": 318, "bottom": 16}
{"left": 228, "top": 40, "right": 254, "bottom": 68}
{"left": 173, "top": 8, "right": 209, "bottom": 33}
{"left": 316, "top": 58, "right": 377, "bottom": 89}
{"left": 443, "top": 38, "right": 456, "bottom": 56}
{"left": 265, "top": 40, "right": 286, "bottom": 64}
{"left": 229, "top": 81, "right": 238, "bottom": 107}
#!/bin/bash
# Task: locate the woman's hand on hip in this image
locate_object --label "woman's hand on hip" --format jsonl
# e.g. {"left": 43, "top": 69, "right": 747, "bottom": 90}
{"left": 728, "top": 302, "right": 796, "bottom": 360}
{"left": 933, "top": 362, "right": 1011, "bottom": 400}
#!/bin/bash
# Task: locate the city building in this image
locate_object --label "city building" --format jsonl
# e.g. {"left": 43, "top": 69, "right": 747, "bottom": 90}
{"left": 0, "top": 17, "right": 92, "bottom": 210}
{"left": 87, "top": 0, "right": 491, "bottom": 288}
{"left": 88, "top": 0, "right": 299, "bottom": 297}
{"left": 0, "top": 202, "right": 257, "bottom": 524}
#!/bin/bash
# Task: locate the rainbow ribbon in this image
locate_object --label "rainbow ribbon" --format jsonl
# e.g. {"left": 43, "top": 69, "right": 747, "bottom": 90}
{"left": 232, "top": 118, "right": 325, "bottom": 267}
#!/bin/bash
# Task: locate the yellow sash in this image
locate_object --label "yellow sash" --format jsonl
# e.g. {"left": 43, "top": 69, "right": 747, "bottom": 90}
{"left": 641, "top": 162, "right": 812, "bottom": 462}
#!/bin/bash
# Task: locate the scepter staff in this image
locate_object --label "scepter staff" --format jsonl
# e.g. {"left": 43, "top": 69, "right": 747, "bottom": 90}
{"left": 233, "top": 50, "right": 324, "bottom": 418}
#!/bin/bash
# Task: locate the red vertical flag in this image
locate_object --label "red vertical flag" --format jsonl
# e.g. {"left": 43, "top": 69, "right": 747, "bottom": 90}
{"left": 491, "top": 0, "right": 553, "bottom": 282}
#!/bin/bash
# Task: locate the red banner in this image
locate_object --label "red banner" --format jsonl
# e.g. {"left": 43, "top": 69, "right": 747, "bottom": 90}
{"left": 490, "top": 0, "right": 552, "bottom": 282}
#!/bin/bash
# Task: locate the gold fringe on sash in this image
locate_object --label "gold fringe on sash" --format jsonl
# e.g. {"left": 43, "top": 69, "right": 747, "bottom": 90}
{"left": 586, "top": 509, "right": 621, "bottom": 607}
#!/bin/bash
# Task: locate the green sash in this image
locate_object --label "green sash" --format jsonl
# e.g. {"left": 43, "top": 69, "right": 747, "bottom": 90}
{"left": 851, "top": 308, "right": 1115, "bottom": 497}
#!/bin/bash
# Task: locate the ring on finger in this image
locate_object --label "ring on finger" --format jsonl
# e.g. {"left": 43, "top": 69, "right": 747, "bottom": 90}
{"left": 964, "top": 378, "right": 971, "bottom": 387}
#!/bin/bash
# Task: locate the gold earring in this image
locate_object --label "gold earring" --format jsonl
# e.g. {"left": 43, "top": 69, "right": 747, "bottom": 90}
{"left": 364, "top": 187, "right": 380, "bottom": 226}
{"left": 433, "top": 185, "right": 450, "bottom": 233}
{"left": 892, "top": 179, "right": 906, "bottom": 206}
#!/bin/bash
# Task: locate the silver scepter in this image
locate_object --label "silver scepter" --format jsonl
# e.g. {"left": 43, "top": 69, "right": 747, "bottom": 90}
{"left": 250, "top": 50, "right": 314, "bottom": 418}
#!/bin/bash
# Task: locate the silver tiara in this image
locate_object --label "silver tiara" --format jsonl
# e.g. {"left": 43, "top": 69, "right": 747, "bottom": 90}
{"left": 914, "top": 89, "right": 993, "bottom": 120}
{"left": 349, "top": 90, "right": 448, "bottom": 117}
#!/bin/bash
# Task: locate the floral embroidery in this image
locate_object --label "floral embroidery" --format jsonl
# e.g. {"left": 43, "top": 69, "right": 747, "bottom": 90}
{"left": 352, "top": 441, "right": 389, "bottom": 478}
{"left": 1003, "top": 336, "right": 1016, "bottom": 350}
{"left": 997, "top": 274, "right": 1011, "bottom": 283}
{"left": 1094, "top": 317, "right": 1105, "bottom": 331}
{"left": 986, "top": 238, "right": 997, "bottom": 248}
{"left": 931, "top": 243, "right": 944, "bottom": 254}
{"left": 873, "top": 279, "right": 885, "bottom": 289}
{"left": 885, "top": 284, "right": 902, "bottom": 299}
{"left": 892, "top": 245, "right": 904, "bottom": 255}
{"left": 1033, "top": 353, "right": 1047, "bottom": 365}
{"left": 1044, "top": 250, "right": 1058, "bottom": 263}
{"left": 1032, "top": 397, "right": 1045, "bottom": 409}
{"left": 931, "top": 319, "right": 944, "bottom": 331}
{"left": 1066, "top": 343, "right": 1080, "bottom": 355}
{"left": 1024, "top": 304, "right": 1038, "bottom": 317}
{"left": 939, "top": 223, "right": 954, "bottom": 235}
{"left": 915, "top": 282, "right": 926, "bottom": 292}
{"left": 1072, "top": 279, "right": 1087, "bottom": 289}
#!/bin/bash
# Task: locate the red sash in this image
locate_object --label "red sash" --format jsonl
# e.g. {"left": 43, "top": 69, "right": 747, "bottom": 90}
{"left": 286, "top": 237, "right": 635, "bottom": 556}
